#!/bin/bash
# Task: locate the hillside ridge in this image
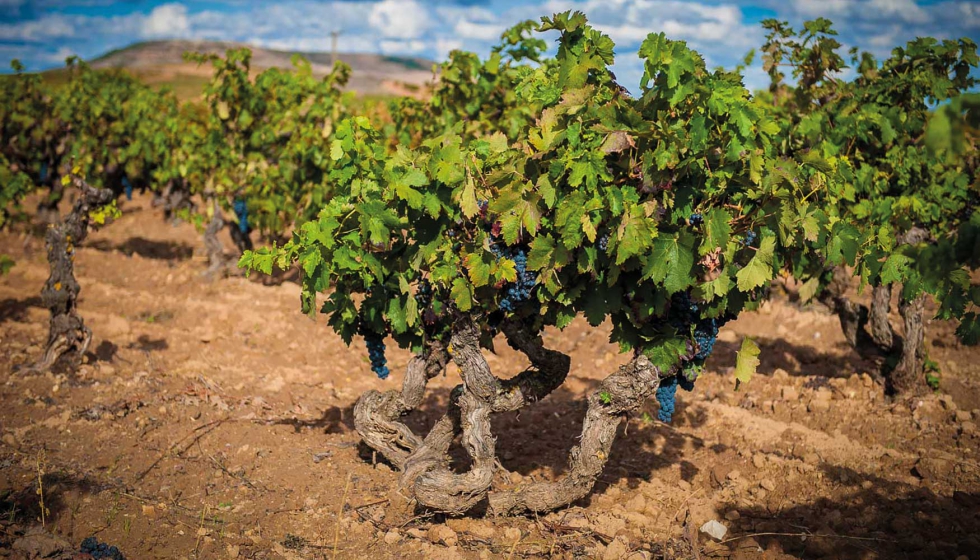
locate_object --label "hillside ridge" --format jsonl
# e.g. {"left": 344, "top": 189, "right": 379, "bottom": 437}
{"left": 88, "top": 39, "right": 436, "bottom": 96}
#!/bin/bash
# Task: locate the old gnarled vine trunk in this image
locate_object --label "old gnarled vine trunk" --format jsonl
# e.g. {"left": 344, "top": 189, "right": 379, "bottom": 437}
{"left": 821, "top": 227, "right": 931, "bottom": 394}
{"left": 27, "top": 176, "right": 114, "bottom": 373}
{"left": 353, "top": 315, "right": 694, "bottom": 516}
{"left": 203, "top": 198, "right": 229, "bottom": 277}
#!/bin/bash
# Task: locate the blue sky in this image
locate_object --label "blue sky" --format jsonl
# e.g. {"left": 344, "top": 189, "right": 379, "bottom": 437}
{"left": 1, "top": 0, "right": 978, "bottom": 92}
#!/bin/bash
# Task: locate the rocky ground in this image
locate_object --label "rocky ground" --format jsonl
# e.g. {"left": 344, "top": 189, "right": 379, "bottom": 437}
{"left": 1, "top": 194, "right": 978, "bottom": 559}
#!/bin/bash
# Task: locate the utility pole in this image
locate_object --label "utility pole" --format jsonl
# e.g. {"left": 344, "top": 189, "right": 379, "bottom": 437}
{"left": 330, "top": 30, "right": 341, "bottom": 66}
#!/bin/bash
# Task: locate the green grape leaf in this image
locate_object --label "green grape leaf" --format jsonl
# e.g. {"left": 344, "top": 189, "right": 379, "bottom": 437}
{"left": 736, "top": 236, "right": 776, "bottom": 291}
{"left": 734, "top": 337, "right": 761, "bottom": 385}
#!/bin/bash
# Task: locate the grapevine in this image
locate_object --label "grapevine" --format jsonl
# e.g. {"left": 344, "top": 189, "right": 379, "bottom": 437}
{"left": 122, "top": 176, "right": 133, "bottom": 201}
{"left": 362, "top": 329, "right": 390, "bottom": 380}
{"left": 80, "top": 537, "right": 125, "bottom": 560}
{"left": 233, "top": 198, "right": 249, "bottom": 234}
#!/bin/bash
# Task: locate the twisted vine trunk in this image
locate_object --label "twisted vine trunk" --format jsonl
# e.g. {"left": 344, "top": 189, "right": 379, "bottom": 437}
{"left": 352, "top": 314, "right": 688, "bottom": 516}
{"left": 28, "top": 176, "right": 113, "bottom": 373}
{"left": 890, "top": 295, "right": 926, "bottom": 394}
{"left": 819, "top": 267, "right": 876, "bottom": 352}
{"left": 821, "top": 225, "right": 935, "bottom": 393}
{"left": 203, "top": 198, "right": 228, "bottom": 277}
{"left": 870, "top": 283, "right": 895, "bottom": 349}
{"left": 488, "top": 353, "right": 674, "bottom": 515}
{"left": 153, "top": 179, "right": 196, "bottom": 224}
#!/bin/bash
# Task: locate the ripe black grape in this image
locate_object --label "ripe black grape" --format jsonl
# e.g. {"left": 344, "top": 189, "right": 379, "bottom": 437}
{"left": 122, "top": 177, "right": 133, "bottom": 201}
{"left": 233, "top": 198, "right": 249, "bottom": 234}
{"left": 80, "top": 537, "right": 125, "bottom": 560}
{"left": 363, "top": 330, "right": 390, "bottom": 379}
{"left": 655, "top": 376, "right": 677, "bottom": 422}
{"left": 493, "top": 244, "right": 537, "bottom": 313}
{"left": 689, "top": 213, "right": 703, "bottom": 226}
{"left": 598, "top": 234, "right": 609, "bottom": 252}
{"left": 415, "top": 279, "right": 433, "bottom": 309}
{"left": 693, "top": 318, "right": 719, "bottom": 361}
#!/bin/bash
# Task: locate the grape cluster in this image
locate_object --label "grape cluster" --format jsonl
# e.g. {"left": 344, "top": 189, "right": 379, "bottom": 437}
{"left": 742, "top": 230, "right": 757, "bottom": 246}
{"left": 122, "top": 176, "right": 133, "bottom": 201}
{"left": 233, "top": 198, "right": 249, "bottom": 234}
{"left": 655, "top": 376, "right": 678, "bottom": 422}
{"left": 598, "top": 234, "right": 609, "bottom": 252}
{"left": 667, "top": 291, "right": 699, "bottom": 330}
{"left": 415, "top": 279, "right": 433, "bottom": 309}
{"left": 693, "top": 318, "right": 720, "bottom": 361}
{"left": 656, "top": 375, "right": 696, "bottom": 423}
{"left": 497, "top": 247, "right": 537, "bottom": 312}
{"left": 363, "top": 331, "right": 390, "bottom": 379}
{"left": 40, "top": 162, "right": 49, "bottom": 183}
{"left": 80, "top": 537, "right": 125, "bottom": 560}
{"left": 689, "top": 213, "right": 703, "bottom": 226}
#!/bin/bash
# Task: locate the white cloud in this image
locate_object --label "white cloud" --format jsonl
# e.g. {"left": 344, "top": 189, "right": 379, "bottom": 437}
{"left": 454, "top": 19, "right": 506, "bottom": 41}
{"left": 369, "top": 0, "right": 432, "bottom": 39}
{"left": 142, "top": 3, "right": 190, "bottom": 39}
{"left": 868, "top": 0, "right": 930, "bottom": 23}
{"left": 434, "top": 37, "right": 465, "bottom": 60}
{"left": 1, "top": 0, "right": 977, "bottom": 99}
{"left": 0, "top": 14, "right": 75, "bottom": 42}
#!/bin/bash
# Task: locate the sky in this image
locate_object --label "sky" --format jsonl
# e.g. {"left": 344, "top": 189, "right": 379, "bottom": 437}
{"left": 1, "top": 0, "right": 979, "bottom": 92}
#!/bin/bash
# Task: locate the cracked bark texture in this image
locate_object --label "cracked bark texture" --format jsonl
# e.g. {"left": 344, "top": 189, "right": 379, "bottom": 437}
{"left": 870, "top": 283, "right": 895, "bottom": 350}
{"left": 890, "top": 295, "right": 926, "bottom": 394}
{"left": 487, "top": 353, "right": 683, "bottom": 516}
{"left": 350, "top": 311, "right": 706, "bottom": 516}
{"left": 29, "top": 176, "right": 113, "bottom": 372}
{"left": 203, "top": 198, "right": 229, "bottom": 277}
{"left": 353, "top": 341, "right": 450, "bottom": 468}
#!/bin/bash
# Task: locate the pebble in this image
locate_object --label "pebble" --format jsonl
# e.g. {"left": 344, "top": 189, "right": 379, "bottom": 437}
{"left": 625, "top": 494, "right": 646, "bottom": 514}
{"left": 940, "top": 395, "right": 957, "bottom": 410}
{"left": 760, "top": 479, "right": 777, "bottom": 491}
{"left": 781, "top": 387, "right": 799, "bottom": 401}
{"left": 427, "top": 525, "right": 458, "bottom": 547}
{"left": 808, "top": 399, "right": 831, "bottom": 413}
{"left": 503, "top": 527, "right": 522, "bottom": 542}
{"left": 603, "top": 536, "right": 630, "bottom": 560}
{"left": 961, "top": 422, "right": 977, "bottom": 436}
{"left": 956, "top": 410, "right": 973, "bottom": 423}
{"left": 700, "top": 520, "right": 728, "bottom": 540}
{"left": 752, "top": 454, "right": 766, "bottom": 469}
{"left": 384, "top": 530, "right": 400, "bottom": 545}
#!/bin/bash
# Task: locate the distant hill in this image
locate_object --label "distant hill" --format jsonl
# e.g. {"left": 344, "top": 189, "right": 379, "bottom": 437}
{"left": 84, "top": 40, "right": 436, "bottom": 100}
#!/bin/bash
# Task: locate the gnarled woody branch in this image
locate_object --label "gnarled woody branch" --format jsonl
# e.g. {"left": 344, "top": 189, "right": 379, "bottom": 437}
{"left": 487, "top": 348, "right": 690, "bottom": 516}
{"left": 360, "top": 312, "right": 670, "bottom": 515}
{"left": 353, "top": 340, "right": 450, "bottom": 468}
{"left": 352, "top": 316, "right": 572, "bottom": 514}
{"left": 27, "top": 175, "right": 114, "bottom": 373}
{"left": 408, "top": 319, "right": 573, "bottom": 513}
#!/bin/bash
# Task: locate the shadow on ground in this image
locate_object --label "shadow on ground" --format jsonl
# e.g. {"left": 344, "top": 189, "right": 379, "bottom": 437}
{"left": 722, "top": 465, "right": 980, "bottom": 559}
{"left": 88, "top": 237, "right": 194, "bottom": 261}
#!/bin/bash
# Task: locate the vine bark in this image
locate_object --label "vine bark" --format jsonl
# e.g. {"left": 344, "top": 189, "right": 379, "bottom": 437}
{"left": 28, "top": 176, "right": 113, "bottom": 372}
{"left": 352, "top": 314, "right": 692, "bottom": 516}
